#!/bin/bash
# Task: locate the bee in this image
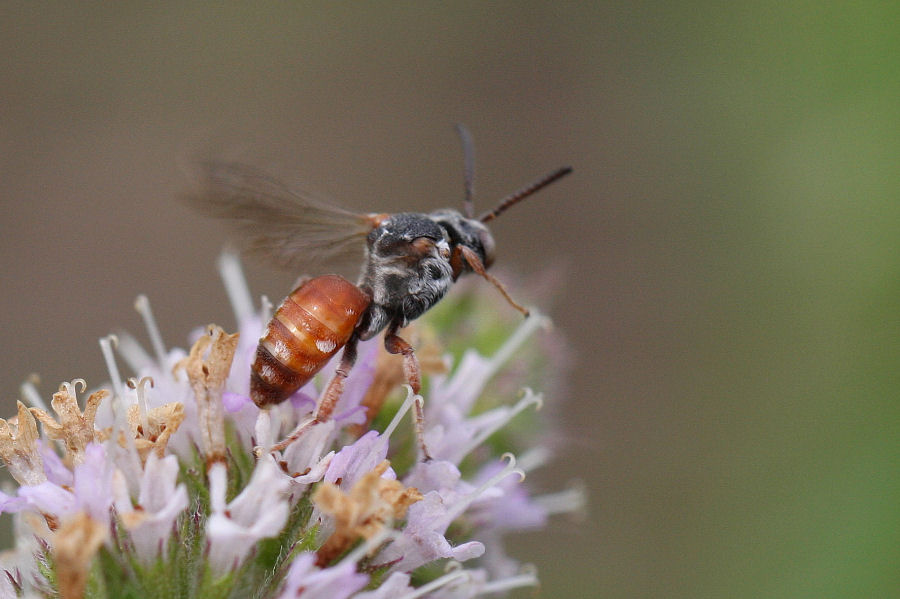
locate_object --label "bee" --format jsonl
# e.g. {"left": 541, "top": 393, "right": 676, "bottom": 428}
{"left": 188, "top": 126, "right": 571, "bottom": 452}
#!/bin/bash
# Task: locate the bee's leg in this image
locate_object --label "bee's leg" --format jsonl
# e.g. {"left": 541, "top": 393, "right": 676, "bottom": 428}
{"left": 383, "top": 329, "right": 420, "bottom": 394}
{"left": 315, "top": 334, "right": 360, "bottom": 423}
{"left": 459, "top": 246, "right": 530, "bottom": 317}
{"left": 384, "top": 327, "right": 431, "bottom": 461}
{"left": 266, "top": 416, "right": 314, "bottom": 454}
{"left": 267, "top": 335, "right": 359, "bottom": 454}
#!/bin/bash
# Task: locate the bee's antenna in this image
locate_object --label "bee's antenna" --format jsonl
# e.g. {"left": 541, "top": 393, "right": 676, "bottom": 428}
{"left": 479, "top": 166, "right": 573, "bottom": 223}
{"left": 455, "top": 123, "right": 476, "bottom": 218}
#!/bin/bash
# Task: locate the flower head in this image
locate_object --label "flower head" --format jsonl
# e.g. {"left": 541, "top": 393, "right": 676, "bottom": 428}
{"left": 0, "top": 253, "right": 583, "bottom": 598}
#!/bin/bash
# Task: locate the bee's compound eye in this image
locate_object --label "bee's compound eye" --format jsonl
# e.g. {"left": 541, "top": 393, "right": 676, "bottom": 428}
{"left": 479, "top": 230, "right": 496, "bottom": 268}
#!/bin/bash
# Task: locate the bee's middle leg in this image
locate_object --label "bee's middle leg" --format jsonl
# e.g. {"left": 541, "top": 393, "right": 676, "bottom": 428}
{"left": 384, "top": 329, "right": 420, "bottom": 394}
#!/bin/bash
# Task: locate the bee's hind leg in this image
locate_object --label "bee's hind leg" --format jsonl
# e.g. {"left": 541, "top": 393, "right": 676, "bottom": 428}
{"left": 267, "top": 335, "right": 360, "bottom": 454}
{"left": 384, "top": 327, "right": 432, "bottom": 461}
{"left": 315, "top": 334, "right": 360, "bottom": 423}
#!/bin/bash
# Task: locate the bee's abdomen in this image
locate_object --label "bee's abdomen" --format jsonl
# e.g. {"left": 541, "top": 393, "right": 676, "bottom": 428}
{"left": 251, "top": 275, "right": 369, "bottom": 408}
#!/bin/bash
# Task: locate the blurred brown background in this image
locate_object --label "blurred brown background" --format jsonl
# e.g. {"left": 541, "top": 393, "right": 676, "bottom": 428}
{"left": 2, "top": 4, "right": 898, "bottom": 598}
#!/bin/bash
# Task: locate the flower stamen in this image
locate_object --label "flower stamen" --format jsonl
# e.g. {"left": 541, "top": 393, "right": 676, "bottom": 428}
{"left": 381, "top": 386, "right": 417, "bottom": 441}
{"left": 99, "top": 335, "right": 124, "bottom": 404}
{"left": 486, "top": 310, "right": 551, "bottom": 378}
{"left": 534, "top": 480, "right": 588, "bottom": 518}
{"left": 115, "top": 331, "right": 154, "bottom": 373}
{"left": 479, "top": 565, "right": 540, "bottom": 594}
{"left": 515, "top": 445, "right": 551, "bottom": 472}
{"left": 134, "top": 295, "right": 168, "bottom": 368}
{"left": 260, "top": 294, "right": 273, "bottom": 324}
{"left": 19, "top": 374, "right": 49, "bottom": 414}
{"left": 126, "top": 377, "right": 152, "bottom": 439}
{"left": 217, "top": 250, "right": 255, "bottom": 326}
{"left": 457, "top": 389, "right": 543, "bottom": 460}
{"left": 446, "top": 453, "right": 525, "bottom": 522}
{"left": 396, "top": 566, "right": 471, "bottom": 599}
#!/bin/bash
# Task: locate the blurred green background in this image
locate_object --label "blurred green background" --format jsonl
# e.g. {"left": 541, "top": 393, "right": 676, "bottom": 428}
{"left": 1, "top": 3, "right": 898, "bottom": 597}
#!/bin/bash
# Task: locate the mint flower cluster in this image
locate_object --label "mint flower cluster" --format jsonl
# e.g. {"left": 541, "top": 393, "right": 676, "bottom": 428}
{"left": 0, "top": 254, "right": 583, "bottom": 598}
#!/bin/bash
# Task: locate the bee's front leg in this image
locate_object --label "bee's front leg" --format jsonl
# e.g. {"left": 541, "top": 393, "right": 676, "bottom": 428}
{"left": 458, "top": 245, "right": 530, "bottom": 317}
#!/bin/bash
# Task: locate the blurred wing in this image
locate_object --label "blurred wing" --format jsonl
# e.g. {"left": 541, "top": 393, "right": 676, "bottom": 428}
{"left": 185, "top": 162, "right": 376, "bottom": 273}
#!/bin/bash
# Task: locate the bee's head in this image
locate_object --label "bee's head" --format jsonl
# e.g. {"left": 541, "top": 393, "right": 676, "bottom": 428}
{"left": 429, "top": 209, "right": 495, "bottom": 272}
{"left": 465, "top": 218, "right": 496, "bottom": 268}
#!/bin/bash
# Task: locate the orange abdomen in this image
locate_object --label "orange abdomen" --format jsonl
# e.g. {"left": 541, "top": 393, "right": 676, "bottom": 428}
{"left": 250, "top": 275, "right": 370, "bottom": 407}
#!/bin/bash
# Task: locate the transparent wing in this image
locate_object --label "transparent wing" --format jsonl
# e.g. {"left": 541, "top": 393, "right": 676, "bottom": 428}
{"left": 185, "top": 162, "right": 376, "bottom": 274}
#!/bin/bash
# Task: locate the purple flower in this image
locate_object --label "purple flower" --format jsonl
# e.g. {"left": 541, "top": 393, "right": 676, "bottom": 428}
{"left": 323, "top": 430, "right": 391, "bottom": 490}
{"left": 0, "top": 252, "right": 580, "bottom": 598}
{"left": 206, "top": 458, "right": 290, "bottom": 572}
{"left": 15, "top": 442, "right": 113, "bottom": 523}
{"left": 275, "top": 552, "right": 368, "bottom": 599}
{"left": 117, "top": 452, "right": 188, "bottom": 562}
